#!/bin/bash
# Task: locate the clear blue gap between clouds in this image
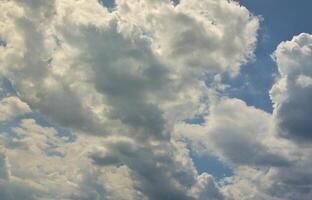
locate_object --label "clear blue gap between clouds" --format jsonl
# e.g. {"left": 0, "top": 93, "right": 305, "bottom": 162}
{"left": 185, "top": 141, "right": 234, "bottom": 181}
{"left": 98, "top": 0, "right": 116, "bottom": 10}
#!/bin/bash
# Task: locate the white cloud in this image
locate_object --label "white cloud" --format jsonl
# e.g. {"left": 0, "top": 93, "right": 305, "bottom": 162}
{"left": 4, "top": 0, "right": 305, "bottom": 200}
{"left": 174, "top": 96, "right": 312, "bottom": 200}
{"left": 1, "top": 0, "right": 311, "bottom": 199}
{"left": 0, "top": 97, "right": 30, "bottom": 122}
{"left": 0, "top": 0, "right": 259, "bottom": 137}
{"left": 271, "top": 33, "right": 312, "bottom": 142}
{"left": 173, "top": 33, "right": 312, "bottom": 199}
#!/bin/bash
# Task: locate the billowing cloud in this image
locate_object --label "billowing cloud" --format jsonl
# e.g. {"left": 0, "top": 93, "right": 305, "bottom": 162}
{"left": 2, "top": 0, "right": 311, "bottom": 200}
{"left": 175, "top": 97, "right": 290, "bottom": 167}
{"left": 271, "top": 33, "right": 312, "bottom": 142}
{"left": 174, "top": 33, "right": 312, "bottom": 200}
{"left": 0, "top": 0, "right": 260, "bottom": 199}
{"left": 0, "top": 97, "right": 30, "bottom": 122}
{"left": 0, "top": 0, "right": 258, "bottom": 200}
{"left": 0, "top": 0, "right": 259, "bottom": 137}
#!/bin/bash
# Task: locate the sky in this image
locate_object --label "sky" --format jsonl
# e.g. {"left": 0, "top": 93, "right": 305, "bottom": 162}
{"left": 0, "top": 0, "right": 312, "bottom": 200}
{"left": 227, "top": 0, "right": 312, "bottom": 112}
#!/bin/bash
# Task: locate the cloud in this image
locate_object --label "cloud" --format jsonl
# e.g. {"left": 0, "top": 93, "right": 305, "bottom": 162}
{"left": 6, "top": 0, "right": 310, "bottom": 200}
{"left": 0, "top": 118, "right": 113, "bottom": 199}
{"left": 0, "top": 97, "right": 30, "bottom": 122}
{"left": 271, "top": 33, "right": 312, "bottom": 142}
{"left": 88, "top": 137, "right": 219, "bottom": 200}
{"left": 0, "top": 149, "right": 42, "bottom": 200}
{"left": 0, "top": 0, "right": 311, "bottom": 199}
{"left": 173, "top": 31, "right": 312, "bottom": 199}
{"left": 175, "top": 97, "right": 290, "bottom": 167}
{"left": 0, "top": 0, "right": 259, "bottom": 137}
{"left": 0, "top": 117, "right": 225, "bottom": 200}
{"left": 174, "top": 96, "right": 312, "bottom": 200}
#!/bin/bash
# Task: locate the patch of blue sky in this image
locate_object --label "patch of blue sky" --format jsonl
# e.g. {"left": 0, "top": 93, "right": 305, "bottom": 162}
{"left": 184, "top": 139, "right": 234, "bottom": 181}
{"left": 171, "top": 0, "right": 180, "bottom": 6}
{"left": 0, "top": 77, "right": 17, "bottom": 98}
{"left": 98, "top": 0, "right": 116, "bottom": 11}
{"left": 184, "top": 114, "right": 205, "bottom": 125}
{"left": 192, "top": 153, "right": 234, "bottom": 181}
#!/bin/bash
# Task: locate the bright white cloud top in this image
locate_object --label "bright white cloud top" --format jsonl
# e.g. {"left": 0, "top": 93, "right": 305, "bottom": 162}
{"left": 0, "top": 0, "right": 311, "bottom": 200}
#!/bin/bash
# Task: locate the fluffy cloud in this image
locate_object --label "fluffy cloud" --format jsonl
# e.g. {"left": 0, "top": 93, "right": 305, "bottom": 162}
{"left": 89, "top": 138, "right": 203, "bottom": 200}
{"left": 6, "top": 1, "right": 312, "bottom": 200}
{"left": 174, "top": 33, "right": 312, "bottom": 200}
{"left": 174, "top": 95, "right": 312, "bottom": 200}
{"left": 0, "top": 97, "right": 30, "bottom": 122}
{"left": 0, "top": 118, "right": 117, "bottom": 199}
{"left": 0, "top": 0, "right": 261, "bottom": 199}
{"left": 174, "top": 98, "right": 290, "bottom": 167}
{"left": 0, "top": 116, "right": 225, "bottom": 200}
{"left": 0, "top": 0, "right": 259, "bottom": 137}
{"left": 271, "top": 33, "right": 312, "bottom": 142}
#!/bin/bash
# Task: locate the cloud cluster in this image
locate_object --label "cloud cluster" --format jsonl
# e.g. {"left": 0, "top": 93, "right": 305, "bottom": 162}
{"left": 0, "top": 0, "right": 259, "bottom": 199}
{"left": 175, "top": 98, "right": 290, "bottom": 168}
{"left": 176, "top": 33, "right": 312, "bottom": 200}
{"left": 0, "top": 0, "right": 311, "bottom": 200}
{"left": 0, "top": 0, "right": 258, "bottom": 136}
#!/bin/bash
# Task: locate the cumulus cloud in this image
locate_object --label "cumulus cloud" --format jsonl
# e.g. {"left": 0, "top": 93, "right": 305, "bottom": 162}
{"left": 0, "top": 0, "right": 262, "bottom": 199}
{"left": 0, "top": 116, "right": 224, "bottom": 200}
{"left": 174, "top": 95, "right": 312, "bottom": 200}
{"left": 4, "top": 1, "right": 312, "bottom": 200}
{"left": 174, "top": 98, "right": 290, "bottom": 167}
{"left": 271, "top": 33, "right": 312, "bottom": 142}
{"left": 0, "top": 0, "right": 259, "bottom": 136}
{"left": 173, "top": 33, "right": 312, "bottom": 200}
{"left": 0, "top": 97, "right": 30, "bottom": 122}
{"left": 88, "top": 139, "right": 203, "bottom": 200}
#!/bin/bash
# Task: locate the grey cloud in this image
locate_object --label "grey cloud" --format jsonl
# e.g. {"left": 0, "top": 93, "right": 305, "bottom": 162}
{"left": 275, "top": 80, "right": 312, "bottom": 142}
{"left": 77, "top": 23, "right": 170, "bottom": 139}
{"left": 88, "top": 139, "right": 201, "bottom": 200}
{"left": 175, "top": 98, "right": 291, "bottom": 168}
{"left": 0, "top": 97, "right": 30, "bottom": 122}
{"left": 0, "top": 0, "right": 259, "bottom": 140}
{"left": 265, "top": 158, "right": 312, "bottom": 200}
{"left": 0, "top": 181, "right": 39, "bottom": 200}
{"left": 0, "top": 0, "right": 261, "bottom": 200}
{"left": 0, "top": 152, "right": 41, "bottom": 200}
{"left": 271, "top": 33, "right": 312, "bottom": 142}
